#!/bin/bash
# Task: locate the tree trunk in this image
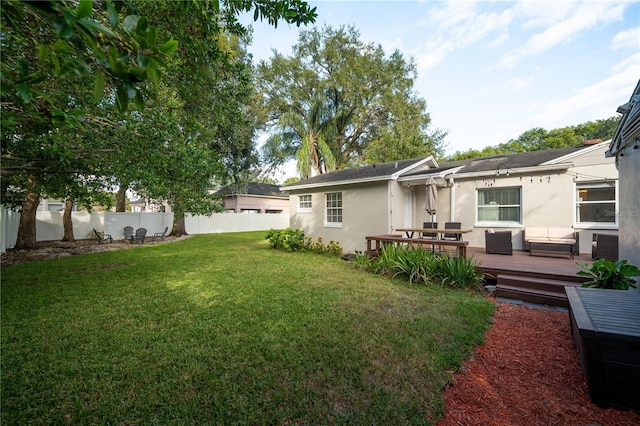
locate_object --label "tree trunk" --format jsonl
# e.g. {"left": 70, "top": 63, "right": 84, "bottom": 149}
{"left": 116, "top": 186, "right": 127, "bottom": 212}
{"left": 61, "top": 199, "right": 75, "bottom": 242}
{"left": 14, "top": 189, "right": 40, "bottom": 249}
{"left": 172, "top": 213, "right": 187, "bottom": 237}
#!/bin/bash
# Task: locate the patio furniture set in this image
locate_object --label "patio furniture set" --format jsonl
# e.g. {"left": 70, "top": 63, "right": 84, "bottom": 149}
{"left": 94, "top": 226, "right": 169, "bottom": 244}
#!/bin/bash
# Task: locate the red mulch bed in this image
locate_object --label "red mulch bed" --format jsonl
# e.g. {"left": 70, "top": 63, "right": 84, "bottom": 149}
{"left": 437, "top": 301, "right": 640, "bottom": 426}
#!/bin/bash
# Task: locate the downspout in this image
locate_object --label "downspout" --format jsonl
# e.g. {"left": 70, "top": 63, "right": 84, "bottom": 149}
{"left": 449, "top": 178, "right": 455, "bottom": 221}
{"left": 388, "top": 181, "right": 393, "bottom": 233}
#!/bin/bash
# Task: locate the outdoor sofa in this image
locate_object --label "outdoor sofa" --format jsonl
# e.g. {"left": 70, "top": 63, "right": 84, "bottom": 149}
{"left": 522, "top": 227, "right": 579, "bottom": 259}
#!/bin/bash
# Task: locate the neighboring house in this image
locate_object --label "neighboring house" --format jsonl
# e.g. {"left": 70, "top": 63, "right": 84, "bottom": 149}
{"left": 37, "top": 198, "right": 72, "bottom": 212}
{"left": 282, "top": 141, "right": 618, "bottom": 254}
{"left": 130, "top": 198, "right": 171, "bottom": 213}
{"left": 215, "top": 182, "right": 289, "bottom": 214}
{"left": 606, "top": 79, "right": 640, "bottom": 278}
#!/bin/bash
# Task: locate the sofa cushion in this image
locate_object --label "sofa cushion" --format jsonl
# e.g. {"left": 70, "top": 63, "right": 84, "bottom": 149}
{"left": 547, "top": 228, "right": 575, "bottom": 240}
{"left": 525, "top": 227, "right": 548, "bottom": 239}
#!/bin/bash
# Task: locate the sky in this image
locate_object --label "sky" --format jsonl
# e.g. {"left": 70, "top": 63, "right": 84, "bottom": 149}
{"left": 240, "top": 0, "right": 640, "bottom": 179}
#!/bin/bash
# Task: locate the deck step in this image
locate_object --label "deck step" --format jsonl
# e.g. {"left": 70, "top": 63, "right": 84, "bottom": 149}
{"left": 497, "top": 274, "right": 581, "bottom": 293}
{"left": 496, "top": 284, "right": 570, "bottom": 307}
{"left": 495, "top": 274, "right": 582, "bottom": 307}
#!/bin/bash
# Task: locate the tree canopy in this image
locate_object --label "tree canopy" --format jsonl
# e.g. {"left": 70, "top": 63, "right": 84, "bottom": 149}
{"left": 447, "top": 117, "right": 621, "bottom": 161}
{"left": 1, "top": 0, "right": 317, "bottom": 247}
{"left": 256, "top": 25, "right": 446, "bottom": 178}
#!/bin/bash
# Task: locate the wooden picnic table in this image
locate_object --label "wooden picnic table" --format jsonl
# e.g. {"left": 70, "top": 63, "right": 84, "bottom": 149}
{"left": 395, "top": 227, "right": 472, "bottom": 240}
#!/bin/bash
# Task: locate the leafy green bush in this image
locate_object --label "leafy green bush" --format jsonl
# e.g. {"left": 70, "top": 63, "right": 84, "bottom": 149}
{"left": 371, "top": 244, "right": 402, "bottom": 276}
{"left": 265, "top": 228, "right": 306, "bottom": 252}
{"left": 391, "top": 245, "right": 439, "bottom": 284}
{"left": 578, "top": 259, "right": 640, "bottom": 290}
{"left": 436, "top": 254, "right": 485, "bottom": 290}
{"left": 366, "top": 244, "right": 484, "bottom": 289}
{"left": 266, "top": 229, "right": 343, "bottom": 257}
{"left": 352, "top": 251, "right": 371, "bottom": 271}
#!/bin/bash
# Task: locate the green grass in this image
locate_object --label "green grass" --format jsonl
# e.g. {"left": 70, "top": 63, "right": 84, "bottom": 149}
{"left": 1, "top": 232, "right": 495, "bottom": 425}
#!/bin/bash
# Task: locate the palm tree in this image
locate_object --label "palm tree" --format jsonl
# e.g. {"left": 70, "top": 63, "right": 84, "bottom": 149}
{"left": 263, "top": 94, "right": 336, "bottom": 179}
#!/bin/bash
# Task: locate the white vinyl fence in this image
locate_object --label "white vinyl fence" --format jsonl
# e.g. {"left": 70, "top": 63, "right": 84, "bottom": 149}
{"left": 0, "top": 206, "right": 289, "bottom": 253}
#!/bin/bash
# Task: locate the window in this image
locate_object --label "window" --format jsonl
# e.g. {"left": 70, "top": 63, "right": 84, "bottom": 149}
{"left": 477, "top": 187, "right": 521, "bottom": 224}
{"left": 325, "top": 192, "right": 342, "bottom": 226}
{"left": 298, "top": 194, "right": 312, "bottom": 212}
{"left": 576, "top": 181, "right": 616, "bottom": 224}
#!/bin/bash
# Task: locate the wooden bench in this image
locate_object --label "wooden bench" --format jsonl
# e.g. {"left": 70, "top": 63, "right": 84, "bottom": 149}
{"left": 365, "top": 234, "right": 469, "bottom": 258}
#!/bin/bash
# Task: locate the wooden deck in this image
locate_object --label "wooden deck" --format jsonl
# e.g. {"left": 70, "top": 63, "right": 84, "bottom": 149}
{"left": 468, "top": 247, "right": 594, "bottom": 307}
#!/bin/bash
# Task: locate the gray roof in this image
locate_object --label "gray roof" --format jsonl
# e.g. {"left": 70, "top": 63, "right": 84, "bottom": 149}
{"left": 218, "top": 182, "right": 287, "bottom": 197}
{"left": 608, "top": 79, "right": 640, "bottom": 157}
{"left": 407, "top": 145, "right": 588, "bottom": 177}
{"left": 285, "top": 144, "right": 596, "bottom": 189}
{"left": 282, "top": 157, "right": 430, "bottom": 189}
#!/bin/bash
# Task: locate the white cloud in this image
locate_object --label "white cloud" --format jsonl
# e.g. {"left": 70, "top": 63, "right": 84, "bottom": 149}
{"left": 415, "top": 38, "right": 455, "bottom": 71}
{"left": 508, "top": 75, "right": 536, "bottom": 94}
{"left": 611, "top": 27, "right": 640, "bottom": 50}
{"left": 415, "top": 2, "right": 515, "bottom": 70}
{"left": 497, "top": 2, "right": 626, "bottom": 68}
{"left": 535, "top": 54, "right": 640, "bottom": 125}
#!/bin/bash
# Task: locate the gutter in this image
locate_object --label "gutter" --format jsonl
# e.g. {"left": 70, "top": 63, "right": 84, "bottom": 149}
{"left": 442, "top": 163, "right": 574, "bottom": 180}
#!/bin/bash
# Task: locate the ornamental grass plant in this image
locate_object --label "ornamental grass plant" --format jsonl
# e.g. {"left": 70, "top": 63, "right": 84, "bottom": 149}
{"left": 2, "top": 232, "right": 494, "bottom": 425}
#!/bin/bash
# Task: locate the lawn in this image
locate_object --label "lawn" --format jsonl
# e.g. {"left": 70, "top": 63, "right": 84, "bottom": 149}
{"left": 1, "top": 232, "right": 495, "bottom": 425}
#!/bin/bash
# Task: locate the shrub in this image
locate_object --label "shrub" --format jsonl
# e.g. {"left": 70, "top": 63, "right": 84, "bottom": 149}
{"left": 435, "top": 254, "right": 484, "bottom": 290}
{"left": 391, "top": 245, "right": 439, "bottom": 284}
{"left": 578, "top": 259, "right": 640, "bottom": 290}
{"left": 265, "top": 228, "right": 306, "bottom": 252}
{"left": 371, "top": 244, "right": 402, "bottom": 276}
{"left": 352, "top": 251, "right": 371, "bottom": 271}
{"left": 265, "top": 229, "right": 343, "bottom": 257}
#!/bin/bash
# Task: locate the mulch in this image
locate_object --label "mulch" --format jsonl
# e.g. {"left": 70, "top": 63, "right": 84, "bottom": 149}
{"left": 0, "top": 236, "right": 192, "bottom": 268}
{"left": 436, "top": 301, "right": 640, "bottom": 426}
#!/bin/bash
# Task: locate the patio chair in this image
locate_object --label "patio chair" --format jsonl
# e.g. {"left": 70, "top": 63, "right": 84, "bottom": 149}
{"left": 443, "top": 222, "right": 462, "bottom": 240}
{"left": 592, "top": 233, "right": 618, "bottom": 261}
{"left": 93, "top": 228, "right": 114, "bottom": 244}
{"left": 124, "top": 226, "right": 134, "bottom": 242}
{"left": 153, "top": 226, "right": 169, "bottom": 242}
{"left": 132, "top": 228, "right": 147, "bottom": 244}
{"left": 485, "top": 230, "right": 513, "bottom": 255}
{"left": 421, "top": 222, "right": 438, "bottom": 239}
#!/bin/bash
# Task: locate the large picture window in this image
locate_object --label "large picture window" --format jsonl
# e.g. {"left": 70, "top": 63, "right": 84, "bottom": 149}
{"left": 298, "top": 194, "right": 312, "bottom": 212}
{"left": 477, "top": 187, "right": 521, "bottom": 224}
{"left": 325, "top": 192, "right": 342, "bottom": 226}
{"left": 576, "top": 181, "right": 616, "bottom": 224}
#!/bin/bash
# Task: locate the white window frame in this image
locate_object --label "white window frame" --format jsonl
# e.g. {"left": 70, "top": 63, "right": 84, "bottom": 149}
{"left": 298, "top": 194, "right": 312, "bottom": 212}
{"left": 574, "top": 180, "right": 618, "bottom": 229}
{"left": 476, "top": 187, "right": 522, "bottom": 227}
{"left": 325, "top": 192, "right": 342, "bottom": 228}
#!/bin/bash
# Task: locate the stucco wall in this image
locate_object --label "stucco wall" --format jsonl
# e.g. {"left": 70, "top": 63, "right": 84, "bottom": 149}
{"left": 618, "top": 150, "right": 640, "bottom": 275}
{"left": 447, "top": 172, "right": 580, "bottom": 250}
{"left": 288, "top": 182, "right": 389, "bottom": 253}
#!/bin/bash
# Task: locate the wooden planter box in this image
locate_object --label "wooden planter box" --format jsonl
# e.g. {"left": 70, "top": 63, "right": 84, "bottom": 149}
{"left": 566, "top": 287, "right": 640, "bottom": 412}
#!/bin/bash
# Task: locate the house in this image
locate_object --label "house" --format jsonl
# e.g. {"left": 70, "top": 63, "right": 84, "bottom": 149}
{"left": 130, "top": 197, "right": 171, "bottom": 213}
{"left": 282, "top": 141, "right": 618, "bottom": 254}
{"left": 606, "top": 79, "right": 640, "bottom": 277}
{"left": 215, "top": 182, "right": 289, "bottom": 214}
